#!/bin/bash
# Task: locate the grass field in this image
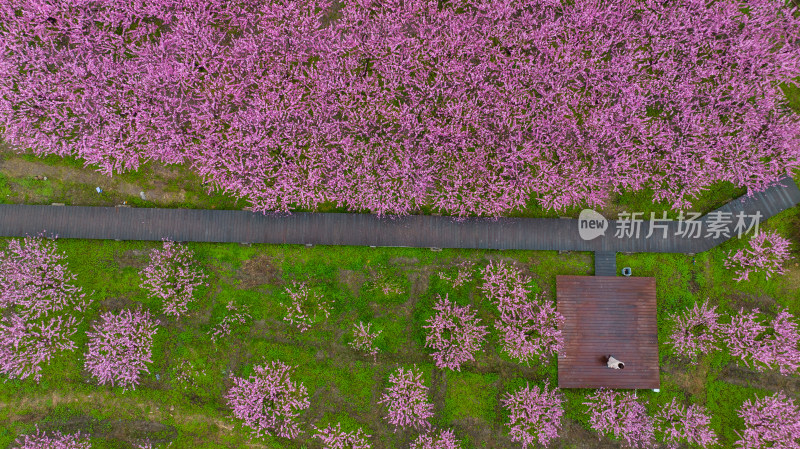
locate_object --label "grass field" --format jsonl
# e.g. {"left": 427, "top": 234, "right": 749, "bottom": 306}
{"left": 1, "top": 202, "right": 798, "bottom": 448}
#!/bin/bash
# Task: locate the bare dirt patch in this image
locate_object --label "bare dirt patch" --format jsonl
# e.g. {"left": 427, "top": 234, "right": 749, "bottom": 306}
{"left": 720, "top": 364, "right": 800, "bottom": 397}
{"left": 235, "top": 254, "right": 282, "bottom": 289}
{"left": 782, "top": 262, "right": 800, "bottom": 293}
{"left": 115, "top": 248, "right": 151, "bottom": 269}
{"left": 388, "top": 256, "right": 419, "bottom": 265}
{"left": 37, "top": 415, "right": 177, "bottom": 447}
{"left": 661, "top": 360, "right": 708, "bottom": 399}
{"left": 99, "top": 295, "right": 138, "bottom": 313}
{"left": 4, "top": 390, "right": 252, "bottom": 448}
{"left": 726, "top": 291, "right": 780, "bottom": 314}
{"left": 338, "top": 269, "right": 367, "bottom": 297}
{"left": 556, "top": 419, "right": 626, "bottom": 449}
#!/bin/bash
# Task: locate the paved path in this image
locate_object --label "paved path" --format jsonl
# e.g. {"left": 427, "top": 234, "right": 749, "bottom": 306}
{"left": 0, "top": 177, "right": 798, "bottom": 258}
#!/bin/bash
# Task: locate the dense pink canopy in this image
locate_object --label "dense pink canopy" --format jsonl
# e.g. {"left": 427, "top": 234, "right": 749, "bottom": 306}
{"left": 1, "top": 0, "right": 798, "bottom": 216}
{"left": 84, "top": 308, "right": 158, "bottom": 391}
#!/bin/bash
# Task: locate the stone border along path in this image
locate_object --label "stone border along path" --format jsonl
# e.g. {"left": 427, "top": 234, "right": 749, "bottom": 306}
{"left": 0, "top": 176, "right": 798, "bottom": 275}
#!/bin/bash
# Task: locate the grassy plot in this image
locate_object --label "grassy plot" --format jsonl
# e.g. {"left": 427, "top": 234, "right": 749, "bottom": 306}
{"left": 0, "top": 216, "right": 799, "bottom": 448}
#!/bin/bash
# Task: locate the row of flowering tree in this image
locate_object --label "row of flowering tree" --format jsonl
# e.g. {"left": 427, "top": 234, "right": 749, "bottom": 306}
{"left": 222, "top": 360, "right": 729, "bottom": 448}
{"left": 585, "top": 388, "right": 800, "bottom": 449}
{"left": 16, "top": 384, "right": 794, "bottom": 448}
{"left": 0, "top": 235, "right": 92, "bottom": 382}
{"left": 2, "top": 0, "right": 798, "bottom": 217}
{"left": 668, "top": 301, "right": 800, "bottom": 375}
{"left": 584, "top": 390, "right": 717, "bottom": 449}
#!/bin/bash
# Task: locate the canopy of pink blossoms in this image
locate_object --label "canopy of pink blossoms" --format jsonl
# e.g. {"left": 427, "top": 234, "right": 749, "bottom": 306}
{"left": 1, "top": 0, "right": 799, "bottom": 216}
{"left": 84, "top": 308, "right": 158, "bottom": 391}
{"left": 225, "top": 360, "right": 310, "bottom": 439}
{"left": 378, "top": 365, "right": 434, "bottom": 431}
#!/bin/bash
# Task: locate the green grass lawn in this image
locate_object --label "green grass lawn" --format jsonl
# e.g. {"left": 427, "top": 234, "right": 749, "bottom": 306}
{"left": 1, "top": 203, "right": 798, "bottom": 448}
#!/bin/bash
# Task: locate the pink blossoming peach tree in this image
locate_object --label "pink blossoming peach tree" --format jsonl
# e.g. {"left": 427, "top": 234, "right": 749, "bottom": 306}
{"left": 584, "top": 389, "right": 655, "bottom": 449}
{"left": 480, "top": 261, "right": 564, "bottom": 364}
{"left": 84, "top": 308, "right": 158, "bottom": 391}
{"left": 667, "top": 300, "right": 722, "bottom": 363}
{"left": 723, "top": 308, "right": 800, "bottom": 376}
{"left": 502, "top": 382, "right": 564, "bottom": 448}
{"left": 735, "top": 391, "right": 800, "bottom": 449}
{"left": 423, "top": 294, "right": 488, "bottom": 371}
{"left": 225, "top": 360, "right": 310, "bottom": 439}
{"left": 410, "top": 429, "right": 462, "bottom": 449}
{"left": 654, "top": 398, "right": 718, "bottom": 449}
{"left": 140, "top": 240, "right": 208, "bottom": 319}
{"left": 724, "top": 231, "right": 793, "bottom": 282}
{"left": 378, "top": 365, "right": 434, "bottom": 432}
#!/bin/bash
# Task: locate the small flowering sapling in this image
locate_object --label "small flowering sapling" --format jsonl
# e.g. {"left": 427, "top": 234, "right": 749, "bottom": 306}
{"left": 312, "top": 423, "right": 371, "bottom": 449}
{"left": 724, "top": 231, "right": 793, "bottom": 282}
{"left": 502, "top": 382, "right": 564, "bottom": 448}
{"left": 667, "top": 300, "right": 721, "bottom": 362}
{"left": 84, "top": 308, "right": 158, "bottom": 391}
{"left": 225, "top": 360, "right": 310, "bottom": 439}
{"left": 378, "top": 365, "right": 434, "bottom": 432}
{"left": 171, "top": 359, "right": 207, "bottom": 390}
{"left": 378, "top": 280, "right": 404, "bottom": 296}
{"left": 209, "top": 301, "right": 252, "bottom": 343}
{"left": 479, "top": 261, "right": 533, "bottom": 320}
{"left": 584, "top": 389, "right": 655, "bottom": 449}
{"left": 281, "top": 281, "right": 332, "bottom": 332}
{"left": 654, "top": 398, "right": 718, "bottom": 449}
{"left": 140, "top": 240, "right": 208, "bottom": 319}
{"left": 0, "top": 236, "right": 92, "bottom": 382}
{"left": 12, "top": 426, "right": 91, "bottom": 449}
{"left": 723, "top": 308, "right": 800, "bottom": 375}
{"left": 423, "top": 294, "right": 488, "bottom": 371}
{"left": 438, "top": 260, "right": 476, "bottom": 288}
{"left": 410, "top": 429, "right": 461, "bottom": 449}
{"left": 350, "top": 322, "right": 381, "bottom": 362}
{"left": 736, "top": 391, "right": 800, "bottom": 449}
